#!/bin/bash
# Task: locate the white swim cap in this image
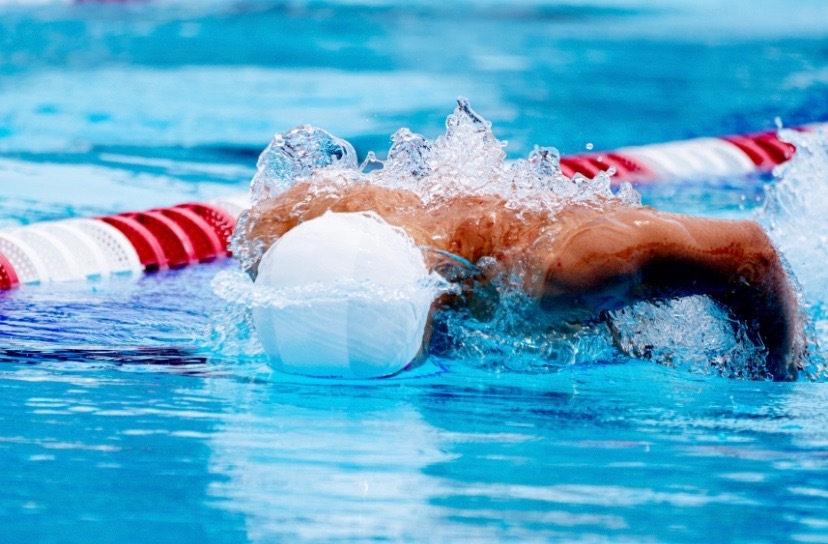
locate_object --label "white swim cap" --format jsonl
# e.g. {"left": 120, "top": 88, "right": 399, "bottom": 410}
{"left": 252, "top": 211, "right": 438, "bottom": 379}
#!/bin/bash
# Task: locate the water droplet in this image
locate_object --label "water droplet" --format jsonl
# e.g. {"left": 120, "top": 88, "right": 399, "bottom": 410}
{"left": 250, "top": 125, "right": 358, "bottom": 205}
{"left": 384, "top": 128, "right": 431, "bottom": 180}
{"left": 360, "top": 151, "right": 384, "bottom": 173}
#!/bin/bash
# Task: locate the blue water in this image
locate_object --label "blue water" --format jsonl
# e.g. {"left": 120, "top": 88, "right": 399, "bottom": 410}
{"left": 1, "top": 1, "right": 828, "bottom": 542}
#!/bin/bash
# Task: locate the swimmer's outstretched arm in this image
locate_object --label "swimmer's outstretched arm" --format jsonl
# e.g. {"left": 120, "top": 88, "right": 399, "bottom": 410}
{"left": 542, "top": 208, "right": 805, "bottom": 381}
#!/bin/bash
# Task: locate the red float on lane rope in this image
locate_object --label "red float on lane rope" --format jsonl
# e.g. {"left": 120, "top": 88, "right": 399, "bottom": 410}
{"left": 0, "top": 252, "right": 19, "bottom": 290}
{"left": 152, "top": 207, "right": 225, "bottom": 263}
{"left": 753, "top": 133, "right": 796, "bottom": 164}
{"left": 118, "top": 211, "right": 197, "bottom": 269}
{"left": 723, "top": 131, "right": 796, "bottom": 170}
{"left": 560, "top": 156, "right": 603, "bottom": 178}
{"left": 603, "top": 152, "right": 653, "bottom": 179}
{"left": 174, "top": 203, "right": 237, "bottom": 253}
{"left": 99, "top": 215, "right": 169, "bottom": 272}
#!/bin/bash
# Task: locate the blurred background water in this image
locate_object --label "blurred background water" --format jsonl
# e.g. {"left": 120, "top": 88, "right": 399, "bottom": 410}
{"left": 1, "top": 1, "right": 828, "bottom": 542}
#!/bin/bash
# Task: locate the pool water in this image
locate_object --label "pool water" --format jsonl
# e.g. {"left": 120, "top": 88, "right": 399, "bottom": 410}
{"left": 1, "top": 1, "right": 828, "bottom": 542}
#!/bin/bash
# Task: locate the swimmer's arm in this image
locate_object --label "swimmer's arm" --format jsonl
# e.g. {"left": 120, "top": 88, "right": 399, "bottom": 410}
{"left": 542, "top": 208, "right": 805, "bottom": 380}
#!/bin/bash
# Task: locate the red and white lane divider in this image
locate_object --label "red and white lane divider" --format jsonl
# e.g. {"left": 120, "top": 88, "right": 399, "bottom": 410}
{"left": 562, "top": 124, "right": 825, "bottom": 183}
{"left": 0, "top": 196, "right": 247, "bottom": 290}
{"left": 0, "top": 124, "right": 825, "bottom": 291}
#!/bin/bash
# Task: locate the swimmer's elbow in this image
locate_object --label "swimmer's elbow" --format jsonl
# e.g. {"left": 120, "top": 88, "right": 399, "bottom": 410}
{"left": 727, "top": 221, "right": 806, "bottom": 381}
{"left": 733, "top": 221, "right": 779, "bottom": 287}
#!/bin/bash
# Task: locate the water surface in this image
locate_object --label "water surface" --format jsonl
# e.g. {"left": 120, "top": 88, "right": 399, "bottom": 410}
{"left": 1, "top": 1, "right": 828, "bottom": 542}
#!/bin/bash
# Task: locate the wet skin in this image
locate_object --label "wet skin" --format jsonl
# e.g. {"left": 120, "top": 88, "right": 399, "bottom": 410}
{"left": 240, "top": 181, "right": 806, "bottom": 381}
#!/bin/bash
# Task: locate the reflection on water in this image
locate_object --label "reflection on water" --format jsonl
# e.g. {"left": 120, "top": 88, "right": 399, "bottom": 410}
{"left": 3, "top": 283, "right": 828, "bottom": 542}
{"left": 197, "top": 365, "right": 828, "bottom": 542}
{"left": 206, "top": 380, "right": 453, "bottom": 541}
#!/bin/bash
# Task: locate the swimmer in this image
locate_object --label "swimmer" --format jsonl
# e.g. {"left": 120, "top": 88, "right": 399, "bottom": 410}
{"left": 240, "top": 179, "right": 806, "bottom": 382}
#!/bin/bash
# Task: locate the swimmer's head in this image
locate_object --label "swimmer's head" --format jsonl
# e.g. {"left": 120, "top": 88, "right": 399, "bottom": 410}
{"left": 252, "top": 211, "right": 438, "bottom": 379}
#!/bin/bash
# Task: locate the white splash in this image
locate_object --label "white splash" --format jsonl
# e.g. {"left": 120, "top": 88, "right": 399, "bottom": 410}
{"left": 758, "top": 126, "right": 828, "bottom": 370}
{"left": 231, "top": 97, "right": 639, "bottom": 275}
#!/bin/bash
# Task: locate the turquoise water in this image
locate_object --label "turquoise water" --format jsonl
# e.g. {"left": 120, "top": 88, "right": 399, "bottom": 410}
{"left": 1, "top": 1, "right": 828, "bottom": 542}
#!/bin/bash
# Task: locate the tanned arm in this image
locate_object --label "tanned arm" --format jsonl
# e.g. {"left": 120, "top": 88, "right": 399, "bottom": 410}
{"left": 542, "top": 207, "right": 805, "bottom": 381}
